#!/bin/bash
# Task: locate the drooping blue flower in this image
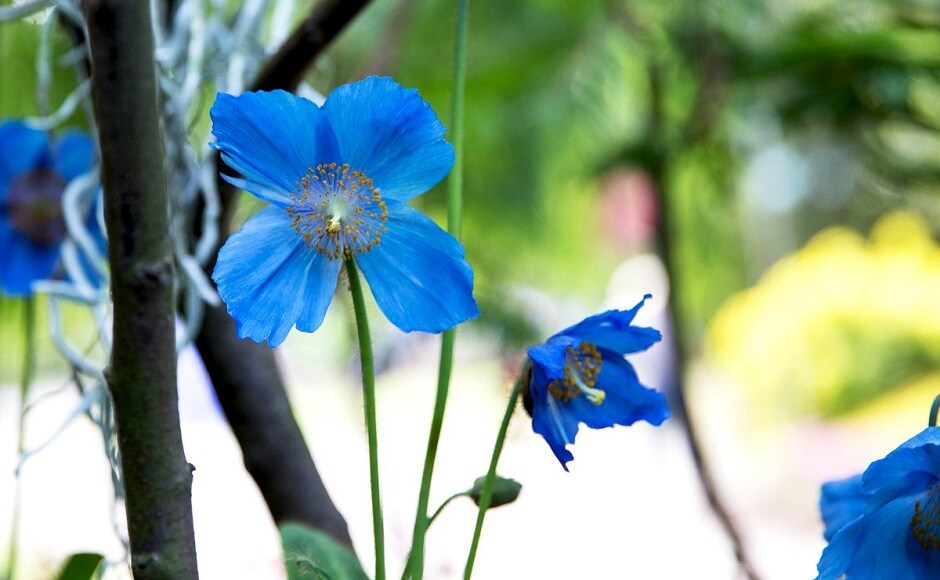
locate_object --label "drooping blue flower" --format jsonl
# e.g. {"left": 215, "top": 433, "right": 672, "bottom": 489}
{"left": 210, "top": 76, "right": 479, "bottom": 346}
{"left": 817, "top": 427, "right": 940, "bottom": 579}
{"left": 524, "top": 294, "right": 669, "bottom": 469}
{"left": 0, "top": 120, "right": 95, "bottom": 297}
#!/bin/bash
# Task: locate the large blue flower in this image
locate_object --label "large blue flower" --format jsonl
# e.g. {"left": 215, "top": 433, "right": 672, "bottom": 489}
{"left": 524, "top": 294, "right": 669, "bottom": 469}
{"left": 210, "top": 76, "right": 479, "bottom": 346}
{"left": 0, "top": 120, "right": 95, "bottom": 297}
{"left": 817, "top": 427, "right": 940, "bottom": 579}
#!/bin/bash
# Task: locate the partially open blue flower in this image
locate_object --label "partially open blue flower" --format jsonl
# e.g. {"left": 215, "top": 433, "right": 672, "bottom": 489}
{"left": 210, "top": 76, "right": 479, "bottom": 346}
{"left": 0, "top": 120, "right": 95, "bottom": 297}
{"left": 817, "top": 427, "right": 940, "bottom": 579}
{"left": 524, "top": 294, "right": 669, "bottom": 469}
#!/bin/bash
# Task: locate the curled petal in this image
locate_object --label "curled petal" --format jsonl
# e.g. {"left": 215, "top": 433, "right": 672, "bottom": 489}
{"left": 556, "top": 294, "right": 661, "bottom": 354}
{"left": 356, "top": 201, "right": 478, "bottom": 333}
{"left": 322, "top": 76, "right": 454, "bottom": 202}
{"left": 569, "top": 352, "right": 669, "bottom": 430}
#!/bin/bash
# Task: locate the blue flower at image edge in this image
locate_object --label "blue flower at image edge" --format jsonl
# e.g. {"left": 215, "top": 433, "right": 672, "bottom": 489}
{"left": 818, "top": 427, "right": 940, "bottom": 579}
{"left": 525, "top": 294, "right": 669, "bottom": 469}
{"left": 210, "top": 76, "right": 479, "bottom": 346}
{"left": 0, "top": 120, "right": 95, "bottom": 297}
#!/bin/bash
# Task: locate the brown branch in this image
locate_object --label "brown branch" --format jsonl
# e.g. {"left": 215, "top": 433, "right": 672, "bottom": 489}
{"left": 251, "top": 0, "right": 373, "bottom": 93}
{"left": 83, "top": 0, "right": 198, "bottom": 576}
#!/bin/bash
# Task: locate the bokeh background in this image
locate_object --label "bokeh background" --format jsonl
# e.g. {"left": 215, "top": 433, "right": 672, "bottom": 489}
{"left": 2, "top": 0, "right": 940, "bottom": 577}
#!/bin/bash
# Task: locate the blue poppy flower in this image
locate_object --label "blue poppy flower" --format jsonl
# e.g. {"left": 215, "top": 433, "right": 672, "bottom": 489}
{"left": 817, "top": 427, "right": 940, "bottom": 579}
{"left": 0, "top": 120, "right": 95, "bottom": 297}
{"left": 210, "top": 76, "right": 479, "bottom": 346}
{"left": 524, "top": 294, "right": 669, "bottom": 469}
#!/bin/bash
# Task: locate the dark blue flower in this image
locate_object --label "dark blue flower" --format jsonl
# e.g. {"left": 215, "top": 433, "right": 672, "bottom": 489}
{"left": 210, "top": 76, "right": 479, "bottom": 346}
{"left": 817, "top": 427, "right": 940, "bottom": 579}
{"left": 525, "top": 294, "right": 669, "bottom": 469}
{"left": 0, "top": 120, "right": 95, "bottom": 297}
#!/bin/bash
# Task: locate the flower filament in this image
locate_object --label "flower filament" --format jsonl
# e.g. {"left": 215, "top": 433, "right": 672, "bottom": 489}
{"left": 911, "top": 483, "right": 940, "bottom": 551}
{"left": 287, "top": 163, "right": 388, "bottom": 261}
{"left": 548, "top": 342, "right": 606, "bottom": 405}
{"left": 5, "top": 167, "right": 67, "bottom": 246}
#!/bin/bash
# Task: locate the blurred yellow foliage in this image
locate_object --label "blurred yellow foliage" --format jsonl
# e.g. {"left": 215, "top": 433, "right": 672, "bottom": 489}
{"left": 706, "top": 210, "right": 940, "bottom": 418}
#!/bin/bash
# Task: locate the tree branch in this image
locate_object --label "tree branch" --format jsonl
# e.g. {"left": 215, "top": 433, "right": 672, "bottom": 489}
{"left": 83, "top": 0, "right": 198, "bottom": 576}
{"left": 251, "top": 0, "right": 372, "bottom": 92}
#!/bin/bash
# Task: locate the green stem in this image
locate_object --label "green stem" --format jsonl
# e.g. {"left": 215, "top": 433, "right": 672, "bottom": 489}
{"left": 408, "top": 1, "right": 469, "bottom": 578}
{"left": 5, "top": 297, "right": 35, "bottom": 580}
{"left": 345, "top": 258, "right": 385, "bottom": 580}
{"left": 463, "top": 361, "right": 528, "bottom": 580}
{"left": 400, "top": 492, "right": 467, "bottom": 580}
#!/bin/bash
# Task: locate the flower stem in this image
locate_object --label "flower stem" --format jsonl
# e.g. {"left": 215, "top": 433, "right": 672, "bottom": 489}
{"left": 463, "top": 360, "right": 529, "bottom": 580}
{"left": 5, "top": 297, "right": 35, "bottom": 580}
{"left": 345, "top": 258, "right": 385, "bottom": 580}
{"left": 400, "top": 492, "right": 467, "bottom": 580}
{"left": 930, "top": 394, "right": 940, "bottom": 427}
{"left": 408, "top": 1, "right": 470, "bottom": 578}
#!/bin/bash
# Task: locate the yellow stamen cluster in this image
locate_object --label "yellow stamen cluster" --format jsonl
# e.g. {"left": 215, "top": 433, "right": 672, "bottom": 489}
{"left": 286, "top": 163, "right": 388, "bottom": 260}
{"left": 912, "top": 485, "right": 940, "bottom": 550}
{"left": 548, "top": 342, "right": 606, "bottom": 405}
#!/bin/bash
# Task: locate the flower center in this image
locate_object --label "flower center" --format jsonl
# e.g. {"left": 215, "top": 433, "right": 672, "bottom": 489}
{"left": 287, "top": 163, "right": 388, "bottom": 261}
{"left": 548, "top": 342, "right": 606, "bottom": 405}
{"left": 4, "top": 167, "right": 68, "bottom": 247}
{"left": 912, "top": 483, "right": 940, "bottom": 551}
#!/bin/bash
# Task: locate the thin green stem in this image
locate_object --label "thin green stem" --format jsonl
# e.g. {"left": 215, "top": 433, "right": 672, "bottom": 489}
{"left": 408, "top": 1, "right": 470, "bottom": 578}
{"left": 930, "top": 394, "right": 940, "bottom": 427}
{"left": 5, "top": 297, "right": 35, "bottom": 580}
{"left": 345, "top": 259, "right": 385, "bottom": 580}
{"left": 463, "top": 361, "right": 529, "bottom": 580}
{"left": 400, "top": 492, "right": 468, "bottom": 580}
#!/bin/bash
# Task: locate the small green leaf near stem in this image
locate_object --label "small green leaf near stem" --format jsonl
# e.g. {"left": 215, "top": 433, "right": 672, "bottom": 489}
{"left": 345, "top": 258, "right": 386, "bottom": 580}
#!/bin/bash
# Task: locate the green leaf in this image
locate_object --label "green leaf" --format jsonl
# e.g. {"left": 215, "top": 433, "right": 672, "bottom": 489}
{"left": 280, "top": 522, "right": 368, "bottom": 580}
{"left": 470, "top": 475, "right": 522, "bottom": 508}
{"left": 55, "top": 552, "right": 104, "bottom": 580}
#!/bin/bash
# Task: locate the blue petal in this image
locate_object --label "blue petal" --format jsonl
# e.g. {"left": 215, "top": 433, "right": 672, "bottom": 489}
{"left": 817, "top": 514, "right": 864, "bottom": 580}
{"left": 212, "top": 206, "right": 341, "bottom": 346}
{"left": 862, "top": 442, "right": 940, "bottom": 503}
{"left": 566, "top": 352, "right": 669, "bottom": 430}
{"left": 842, "top": 494, "right": 940, "bottom": 580}
{"left": 0, "top": 218, "right": 59, "bottom": 296}
{"left": 820, "top": 474, "right": 867, "bottom": 541}
{"left": 322, "top": 76, "right": 454, "bottom": 202}
{"left": 526, "top": 335, "right": 577, "bottom": 381}
{"left": 210, "top": 90, "right": 341, "bottom": 207}
{"left": 555, "top": 294, "right": 661, "bottom": 355}
{"left": 529, "top": 364, "right": 578, "bottom": 470}
{"left": 52, "top": 130, "right": 94, "bottom": 180}
{"left": 0, "top": 120, "right": 48, "bottom": 187}
{"left": 355, "top": 201, "right": 478, "bottom": 333}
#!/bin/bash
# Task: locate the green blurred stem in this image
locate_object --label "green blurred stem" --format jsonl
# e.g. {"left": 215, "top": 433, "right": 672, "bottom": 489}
{"left": 930, "top": 394, "right": 940, "bottom": 427}
{"left": 4, "top": 297, "right": 35, "bottom": 580}
{"left": 400, "top": 492, "right": 468, "bottom": 580}
{"left": 463, "top": 360, "right": 529, "bottom": 580}
{"left": 408, "top": 1, "right": 469, "bottom": 578}
{"left": 345, "top": 258, "right": 386, "bottom": 580}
